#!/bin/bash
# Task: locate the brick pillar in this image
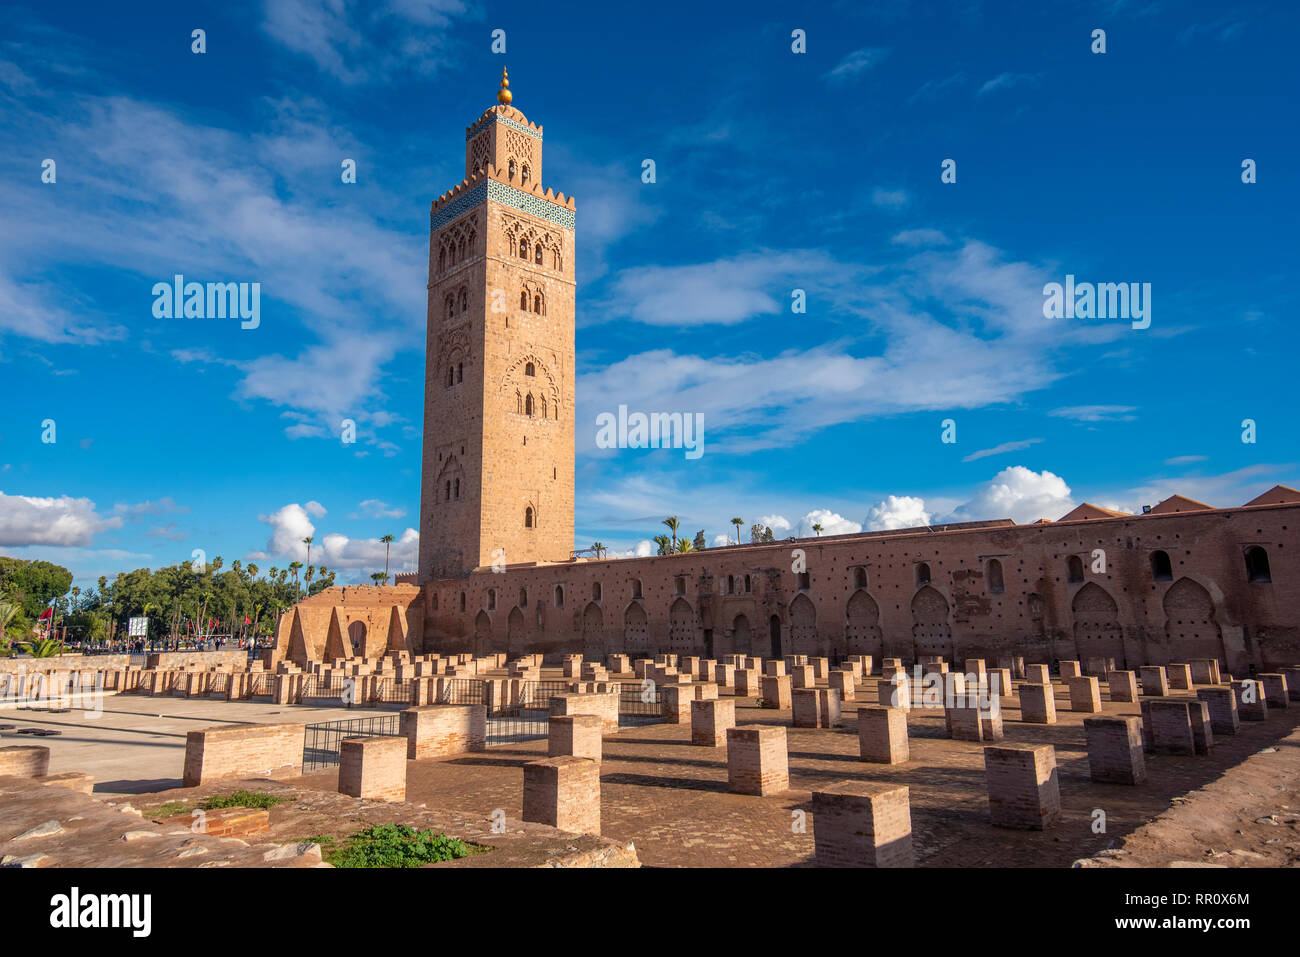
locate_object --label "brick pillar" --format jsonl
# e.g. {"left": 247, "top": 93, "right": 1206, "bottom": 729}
{"left": 965, "top": 659, "right": 987, "bottom": 680}
{"left": 791, "top": 665, "right": 815, "bottom": 689}
{"left": 1017, "top": 683, "right": 1056, "bottom": 724}
{"left": 661, "top": 684, "right": 694, "bottom": 723}
{"left": 980, "top": 695, "right": 1004, "bottom": 741}
{"left": 829, "top": 670, "right": 855, "bottom": 702}
{"left": 1059, "top": 660, "right": 1081, "bottom": 680}
{"left": 1187, "top": 698, "right": 1214, "bottom": 754}
{"left": 1140, "top": 666, "right": 1169, "bottom": 697}
{"left": 812, "top": 781, "right": 913, "bottom": 867}
{"left": 984, "top": 743, "right": 1061, "bottom": 830}
{"left": 1167, "top": 663, "right": 1193, "bottom": 691}
{"left": 1231, "top": 679, "right": 1268, "bottom": 720}
{"left": 878, "top": 674, "right": 910, "bottom": 711}
{"left": 734, "top": 669, "right": 761, "bottom": 697}
{"left": 523, "top": 756, "right": 601, "bottom": 835}
{"left": 691, "top": 698, "right": 736, "bottom": 746}
{"left": 338, "top": 736, "right": 407, "bottom": 802}
{"left": 0, "top": 745, "right": 50, "bottom": 777}
{"left": 811, "top": 658, "right": 829, "bottom": 681}
{"left": 1107, "top": 670, "right": 1138, "bottom": 703}
{"left": 693, "top": 682, "right": 719, "bottom": 701}
{"left": 1197, "top": 686, "right": 1239, "bottom": 734}
{"left": 1149, "top": 699, "right": 1195, "bottom": 754}
{"left": 1189, "top": 659, "right": 1221, "bottom": 685}
{"left": 1068, "top": 675, "right": 1102, "bottom": 713}
{"left": 988, "top": 668, "right": 1012, "bottom": 699}
{"left": 1258, "top": 673, "right": 1290, "bottom": 709}
{"left": 1025, "top": 663, "right": 1050, "bottom": 685}
{"left": 1280, "top": 666, "right": 1300, "bottom": 701}
{"left": 948, "top": 703, "right": 984, "bottom": 741}
{"left": 858, "top": 705, "right": 908, "bottom": 764}
{"left": 400, "top": 704, "right": 487, "bottom": 758}
{"left": 548, "top": 713, "right": 603, "bottom": 762}
{"left": 764, "top": 660, "right": 787, "bottom": 677}
{"left": 1083, "top": 716, "right": 1146, "bottom": 784}
{"left": 792, "top": 688, "right": 821, "bottom": 728}
{"left": 714, "top": 664, "right": 736, "bottom": 690}
{"left": 761, "top": 675, "right": 792, "bottom": 710}
{"left": 726, "top": 725, "right": 789, "bottom": 795}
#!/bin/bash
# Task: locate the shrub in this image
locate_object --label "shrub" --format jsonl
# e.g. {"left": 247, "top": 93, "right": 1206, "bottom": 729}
{"left": 327, "top": 824, "right": 474, "bottom": 868}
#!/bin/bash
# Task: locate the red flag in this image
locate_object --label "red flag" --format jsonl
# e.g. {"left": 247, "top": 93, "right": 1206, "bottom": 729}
{"left": 243, "top": 616, "right": 251, "bottom": 624}
{"left": 38, "top": 606, "right": 53, "bottom": 621}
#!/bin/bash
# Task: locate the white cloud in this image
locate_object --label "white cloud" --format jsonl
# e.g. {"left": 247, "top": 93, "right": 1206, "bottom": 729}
{"left": 1164, "top": 455, "right": 1207, "bottom": 466}
{"left": 759, "top": 515, "right": 792, "bottom": 533}
{"left": 823, "top": 48, "right": 889, "bottom": 84}
{"left": 891, "top": 228, "right": 951, "bottom": 247}
{"left": 871, "top": 187, "right": 910, "bottom": 210}
{"left": 712, "top": 534, "right": 734, "bottom": 547}
{"left": 260, "top": 0, "right": 471, "bottom": 84}
{"left": 944, "top": 466, "right": 1075, "bottom": 525}
{"left": 962, "top": 437, "right": 1044, "bottom": 462}
{"left": 866, "top": 495, "right": 931, "bottom": 530}
{"left": 351, "top": 499, "right": 407, "bottom": 520}
{"left": 247, "top": 500, "right": 417, "bottom": 575}
{"left": 796, "top": 509, "right": 861, "bottom": 537}
{"left": 1049, "top": 405, "right": 1137, "bottom": 422}
{"left": 0, "top": 491, "right": 124, "bottom": 546}
{"left": 978, "top": 72, "right": 1038, "bottom": 96}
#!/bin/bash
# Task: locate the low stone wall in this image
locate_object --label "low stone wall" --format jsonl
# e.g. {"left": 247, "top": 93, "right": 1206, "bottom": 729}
{"left": 182, "top": 722, "right": 305, "bottom": 787}
{"left": 147, "top": 650, "right": 248, "bottom": 671}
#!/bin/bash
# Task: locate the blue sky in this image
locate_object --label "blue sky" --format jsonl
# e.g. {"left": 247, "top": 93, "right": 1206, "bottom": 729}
{"left": 2, "top": 0, "right": 1297, "bottom": 588}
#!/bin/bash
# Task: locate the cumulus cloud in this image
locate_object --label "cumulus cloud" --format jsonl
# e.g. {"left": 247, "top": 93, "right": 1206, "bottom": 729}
{"left": 247, "top": 500, "right": 416, "bottom": 574}
{"left": 944, "top": 466, "right": 1075, "bottom": 525}
{"left": 758, "top": 515, "right": 791, "bottom": 534}
{"left": 609, "top": 539, "right": 655, "bottom": 559}
{"left": 796, "top": 509, "right": 861, "bottom": 537}
{"left": 865, "top": 495, "right": 931, "bottom": 530}
{"left": 0, "top": 491, "right": 124, "bottom": 547}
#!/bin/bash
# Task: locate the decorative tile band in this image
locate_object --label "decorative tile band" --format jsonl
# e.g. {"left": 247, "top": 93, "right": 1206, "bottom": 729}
{"left": 465, "top": 114, "right": 543, "bottom": 142}
{"left": 431, "top": 180, "right": 575, "bottom": 231}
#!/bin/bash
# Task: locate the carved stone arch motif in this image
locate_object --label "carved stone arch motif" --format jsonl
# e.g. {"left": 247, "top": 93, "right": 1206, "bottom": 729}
{"left": 501, "top": 352, "right": 560, "bottom": 418}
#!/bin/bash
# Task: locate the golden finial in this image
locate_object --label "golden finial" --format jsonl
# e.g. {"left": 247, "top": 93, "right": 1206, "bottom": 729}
{"left": 497, "top": 67, "right": 512, "bottom": 105}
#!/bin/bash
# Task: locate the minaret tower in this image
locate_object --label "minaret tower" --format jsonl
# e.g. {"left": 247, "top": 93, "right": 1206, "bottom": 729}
{"left": 419, "top": 69, "right": 577, "bottom": 580}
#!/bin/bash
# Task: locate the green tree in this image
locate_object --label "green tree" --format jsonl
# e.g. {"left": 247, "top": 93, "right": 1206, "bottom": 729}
{"left": 662, "top": 516, "right": 681, "bottom": 552}
{"left": 730, "top": 517, "right": 743, "bottom": 544}
{"left": 380, "top": 534, "right": 395, "bottom": 579}
{"left": 692, "top": 529, "right": 706, "bottom": 551}
{"left": 653, "top": 534, "right": 672, "bottom": 556}
{"left": 812, "top": 523, "right": 823, "bottom": 536}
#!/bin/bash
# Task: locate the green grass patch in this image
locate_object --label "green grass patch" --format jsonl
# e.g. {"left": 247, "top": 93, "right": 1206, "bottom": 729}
{"left": 325, "top": 824, "right": 475, "bottom": 868}
{"left": 198, "top": 790, "right": 289, "bottom": 811}
{"left": 148, "top": 801, "right": 192, "bottom": 819}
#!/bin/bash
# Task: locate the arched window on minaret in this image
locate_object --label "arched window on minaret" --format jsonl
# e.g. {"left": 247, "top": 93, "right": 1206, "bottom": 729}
{"left": 518, "top": 238, "right": 528, "bottom": 259}
{"left": 454, "top": 478, "right": 460, "bottom": 499}
{"left": 446, "top": 367, "right": 453, "bottom": 388}
{"left": 445, "top": 480, "right": 451, "bottom": 501}
{"left": 534, "top": 244, "right": 543, "bottom": 265}
{"left": 553, "top": 248, "right": 562, "bottom": 271}
{"left": 521, "top": 165, "right": 530, "bottom": 186}
{"left": 533, "top": 294, "right": 543, "bottom": 314}
{"left": 539, "top": 395, "right": 547, "bottom": 418}
{"left": 525, "top": 507, "right": 534, "bottom": 528}
{"left": 525, "top": 362, "right": 535, "bottom": 376}
{"left": 508, "top": 158, "right": 517, "bottom": 179}
{"left": 459, "top": 289, "right": 468, "bottom": 313}
{"left": 444, "top": 295, "right": 453, "bottom": 320}
{"left": 525, "top": 393, "right": 534, "bottom": 417}
{"left": 515, "top": 391, "right": 522, "bottom": 414}
{"left": 457, "top": 363, "right": 463, "bottom": 383}
{"left": 519, "top": 289, "right": 528, "bottom": 310}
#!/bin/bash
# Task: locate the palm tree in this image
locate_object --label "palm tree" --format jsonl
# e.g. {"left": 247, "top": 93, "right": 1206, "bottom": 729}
{"left": 380, "top": 534, "right": 395, "bottom": 580}
{"left": 370, "top": 572, "right": 387, "bottom": 585}
{"left": 288, "top": 561, "right": 303, "bottom": 598}
{"left": 812, "top": 523, "right": 824, "bottom": 537}
{"left": 303, "top": 536, "right": 314, "bottom": 568}
{"left": 0, "top": 602, "right": 18, "bottom": 653}
{"left": 591, "top": 541, "right": 605, "bottom": 559}
{"left": 304, "top": 565, "right": 315, "bottom": 593}
{"left": 675, "top": 538, "right": 694, "bottom": 553}
{"left": 247, "top": 563, "right": 259, "bottom": 579}
{"left": 653, "top": 534, "right": 672, "bottom": 556}
{"left": 662, "top": 515, "right": 681, "bottom": 552}
{"left": 730, "top": 517, "right": 743, "bottom": 544}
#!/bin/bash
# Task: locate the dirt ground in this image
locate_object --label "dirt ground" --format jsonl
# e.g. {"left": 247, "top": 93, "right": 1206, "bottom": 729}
{"left": 285, "top": 677, "right": 1300, "bottom": 867}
